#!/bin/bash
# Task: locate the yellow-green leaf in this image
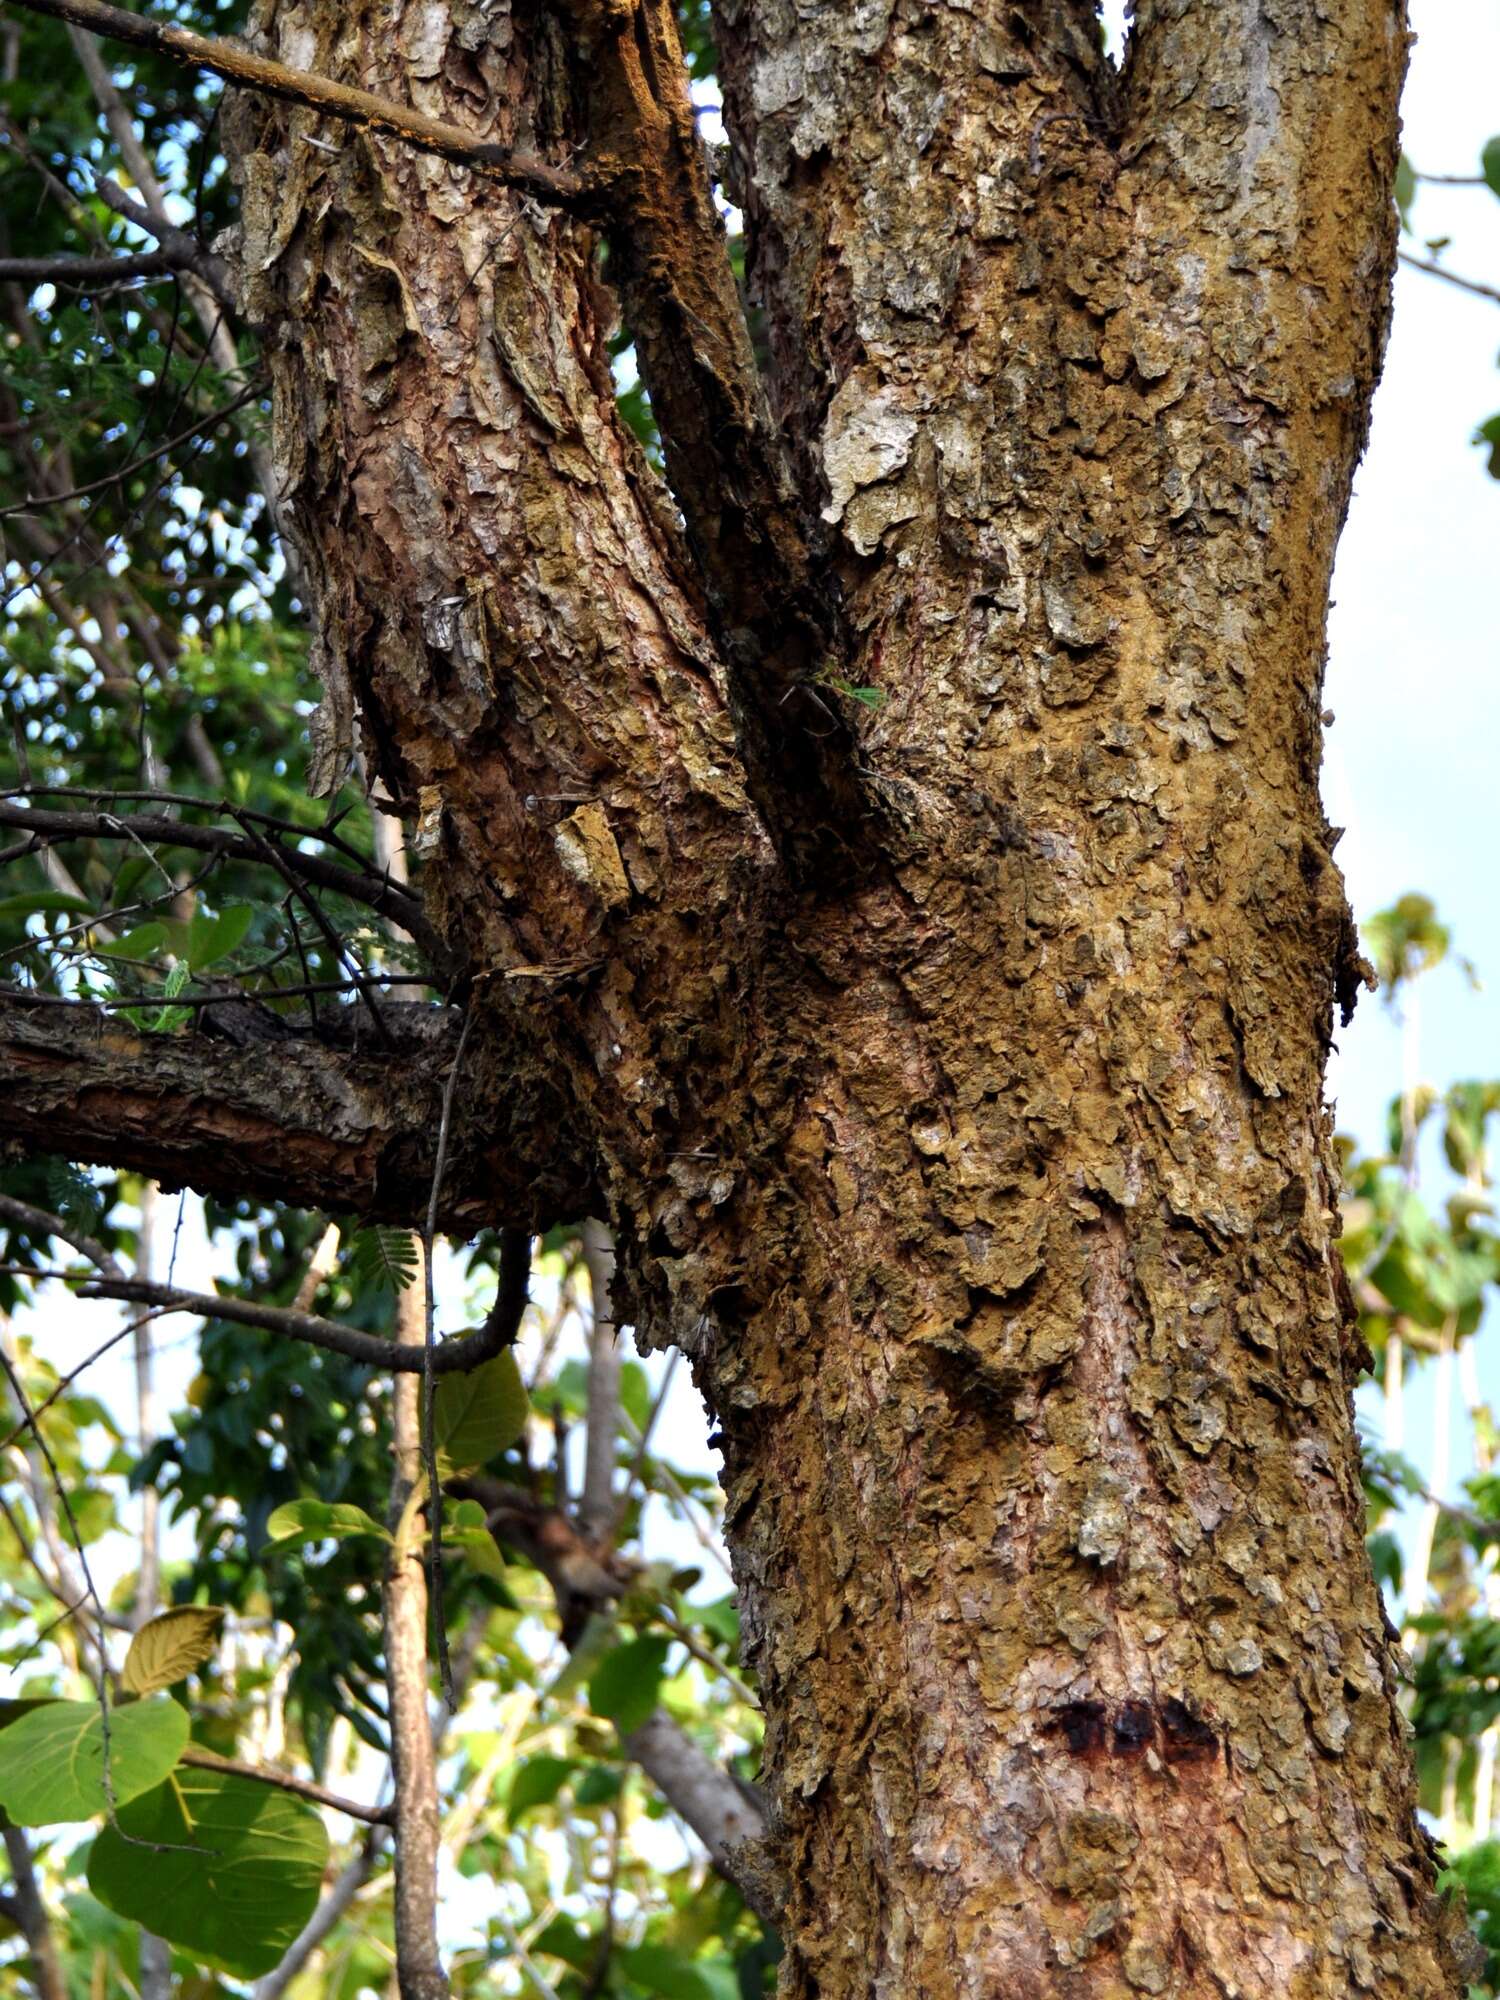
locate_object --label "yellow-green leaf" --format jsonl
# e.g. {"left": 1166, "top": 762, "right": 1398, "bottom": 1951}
{"left": 121, "top": 1606, "right": 224, "bottom": 1695}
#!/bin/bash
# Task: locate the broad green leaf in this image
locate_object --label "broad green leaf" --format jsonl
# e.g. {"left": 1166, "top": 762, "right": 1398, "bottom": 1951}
{"left": 618, "top": 1943, "right": 720, "bottom": 2000}
{"left": 548, "top": 1613, "right": 617, "bottom": 1702}
{"left": 104, "top": 921, "right": 168, "bottom": 962}
{"left": 507, "top": 1754, "right": 577, "bottom": 1824}
{"left": 1482, "top": 135, "right": 1500, "bottom": 198}
{"left": 445, "top": 1525, "right": 509, "bottom": 1582}
{"left": 186, "top": 904, "right": 254, "bottom": 971}
{"left": 0, "top": 890, "right": 93, "bottom": 918}
{"left": 441, "top": 1498, "right": 508, "bottom": 1581}
{"left": 434, "top": 1347, "right": 528, "bottom": 1471}
{"left": 589, "top": 1635, "right": 671, "bottom": 1735}
{"left": 122, "top": 1606, "right": 224, "bottom": 1695}
{"left": 88, "top": 1766, "right": 329, "bottom": 1978}
{"left": 0, "top": 1697, "right": 188, "bottom": 1825}
{"left": 262, "top": 1499, "right": 393, "bottom": 1554}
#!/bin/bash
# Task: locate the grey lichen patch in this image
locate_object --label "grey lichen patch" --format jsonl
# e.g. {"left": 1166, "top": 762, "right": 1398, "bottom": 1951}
{"left": 819, "top": 372, "right": 919, "bottom": 555}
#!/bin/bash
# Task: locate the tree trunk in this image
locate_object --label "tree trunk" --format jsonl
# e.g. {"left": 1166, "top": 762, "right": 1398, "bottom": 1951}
{"left": 214, "top": 0, "right": 1479, "bottom": 1991}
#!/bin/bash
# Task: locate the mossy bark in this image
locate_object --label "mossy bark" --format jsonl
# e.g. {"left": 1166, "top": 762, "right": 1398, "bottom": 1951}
{"left": 220, "top": 0, "right": 1476, "bottom": 1989}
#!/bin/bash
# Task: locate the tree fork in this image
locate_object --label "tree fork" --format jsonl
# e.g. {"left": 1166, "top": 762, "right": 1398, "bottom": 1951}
{"left": 8, "top": 0, "right": 1481, "bottom": 1988}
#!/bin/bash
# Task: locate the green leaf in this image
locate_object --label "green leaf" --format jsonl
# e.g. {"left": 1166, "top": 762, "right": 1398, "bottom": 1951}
{"left": 1394, "top": 151, "right": 1416, "bottom": 228}
{"left": 1482, "top": 135, "right": 1500, "bottom": 197}
{"left": 588, "top": 1635, "right": 671, "bottom": 1735}
{"left": 104, "top": 921, "right": 169, "bottom": 962}
{"left": 618, "top": 1943, "right": 721, "bottom": 2000}
{"left": 445, "top": 1526, "right": 508, "bottom": 1582}
{"left": 434, "top": 1347, "right": 528, "bottom": 1472}
{"left": 186, "top": 904, "right": 254, "bottom": 972}
{"left": 262, "top": 1499, "right": 393, "bottom": 1555}
{"left": 0, "top": 1697, "right": 188, "bottom": 1825}
{"left": 506, "top": 1754, "right": 577, "bottom": 1824}
{"left": 87, "top": 1766, "right": 329, "bottom": 1978}
{"left": 122, "top": 1606, "right": 224, "bottom": 1695}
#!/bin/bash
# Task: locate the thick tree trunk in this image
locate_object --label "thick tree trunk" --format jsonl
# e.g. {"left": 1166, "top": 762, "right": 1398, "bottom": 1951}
{"left": 217, "top": 0, "right": 1478, "bottom": 1990}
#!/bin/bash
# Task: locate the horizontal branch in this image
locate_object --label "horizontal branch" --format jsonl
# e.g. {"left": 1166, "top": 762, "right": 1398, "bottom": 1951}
{"left": 78, "top": 1272, "right": 517, "bottom": 1372}
{"left": 0, "top": 994, "right": 593, "bottom": 1231}
{"left": 0, "top": 248, "right": 176, "bottom": 286}
{"left": 0, "top": 1184, "right": 526, "bottom": 1368}
{"left": 9, "top": 0, "right": 599, "bottom": 210}
{"left": 0, "top": 800, "right": 439, "bottom": 960}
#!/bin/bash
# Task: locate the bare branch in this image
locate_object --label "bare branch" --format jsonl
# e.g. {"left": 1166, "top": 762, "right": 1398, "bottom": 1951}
{"left": 1, "top": 1826, "right": 67, "bottom": 2000}
{"left": 0, "top": 249, "right": 177, "bottom": 286}
{"left": 89, "top": 174, "right": 232, "bottom": 306}
{"left": 0, "top": 799, "right": 437, "bottom": 953}
{"left": 1398, "top": 249, "right": 1500, "bottom": 306}
{"left": 7, "top": 0, "right": 597, "bottom": 209}
{"left": 620, "top": 1712, "right": 781, "bottom": 1923}
{"left": 178, "top": 1746, "right": 394, "bottom": 1826}
{"left": 76, "top": 1272, "right": 524, "bottom": 1374}
{"left": 384, "top": 1305, "right": 450, "bottom": 2000}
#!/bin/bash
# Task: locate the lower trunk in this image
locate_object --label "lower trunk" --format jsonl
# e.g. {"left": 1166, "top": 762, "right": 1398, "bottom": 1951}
{"left": 654, "top": 881, "right": 1471, "bottom": 1996}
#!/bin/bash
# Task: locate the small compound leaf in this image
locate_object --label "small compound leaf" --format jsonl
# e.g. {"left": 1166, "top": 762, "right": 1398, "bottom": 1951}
{"left": 0, "top": 1698, "right": 188, "bottom": 1825}
{"left": 262, "top": 1499, "right": 393, "bottom": 1554}
{"left": 346, "top": 1225, "right": 420, "bottom": 1294}
{"left": 122, "top": 1606, "right": 224, "bottom": 1695}
{"left": 434, "top": 1347, "right": 528, "bottom": 1472}
{"left": 588, "top": 1635, "right": 671, "bottom": 1735}
{"left": 87, "top": 1766, "right": 329, "bottom": 1978}
{"left": 1482, "top": 135, "right": 1500, "bottom": 198}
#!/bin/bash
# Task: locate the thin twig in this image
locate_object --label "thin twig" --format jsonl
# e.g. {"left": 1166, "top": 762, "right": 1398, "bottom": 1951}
{"left": 0, "top": 1346, "right": 118, "bottom": 1816}
{"left": 0, "top": 249, "right": 176, "bottom": 286}
{"left": 1398, "top": 249, "right": 1500, "bottom": 305}
{"left": 177, "top": 1747, "right": 395, "bottom": 1824}
{"left": 422, "top": 1007, "right": 477, "bottom": 1709}
{"left": 0, "top": 381, "right": 261, "bottom": 519}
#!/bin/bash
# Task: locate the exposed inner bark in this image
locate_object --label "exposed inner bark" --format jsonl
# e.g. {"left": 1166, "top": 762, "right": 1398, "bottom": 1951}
{"left": 145, "top": 0, "right": 1482, "bottom": 1989}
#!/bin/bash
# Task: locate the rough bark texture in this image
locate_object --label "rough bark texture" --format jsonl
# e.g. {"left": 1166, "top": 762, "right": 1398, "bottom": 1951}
{"left": 95, "top": 0, "right": 1474, "bottom": 1991}
{"left": 0, "top": 995, "right": 585, "bottom": 1228}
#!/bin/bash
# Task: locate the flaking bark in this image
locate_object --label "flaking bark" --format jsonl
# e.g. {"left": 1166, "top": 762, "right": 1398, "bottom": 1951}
{"left": 46, "top": 0, "right": 1474, "bottom": 1990}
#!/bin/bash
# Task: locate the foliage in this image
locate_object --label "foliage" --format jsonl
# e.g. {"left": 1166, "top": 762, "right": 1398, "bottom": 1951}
{"left": 1394, "top": 136, "right": 1500, "bottom": 474}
